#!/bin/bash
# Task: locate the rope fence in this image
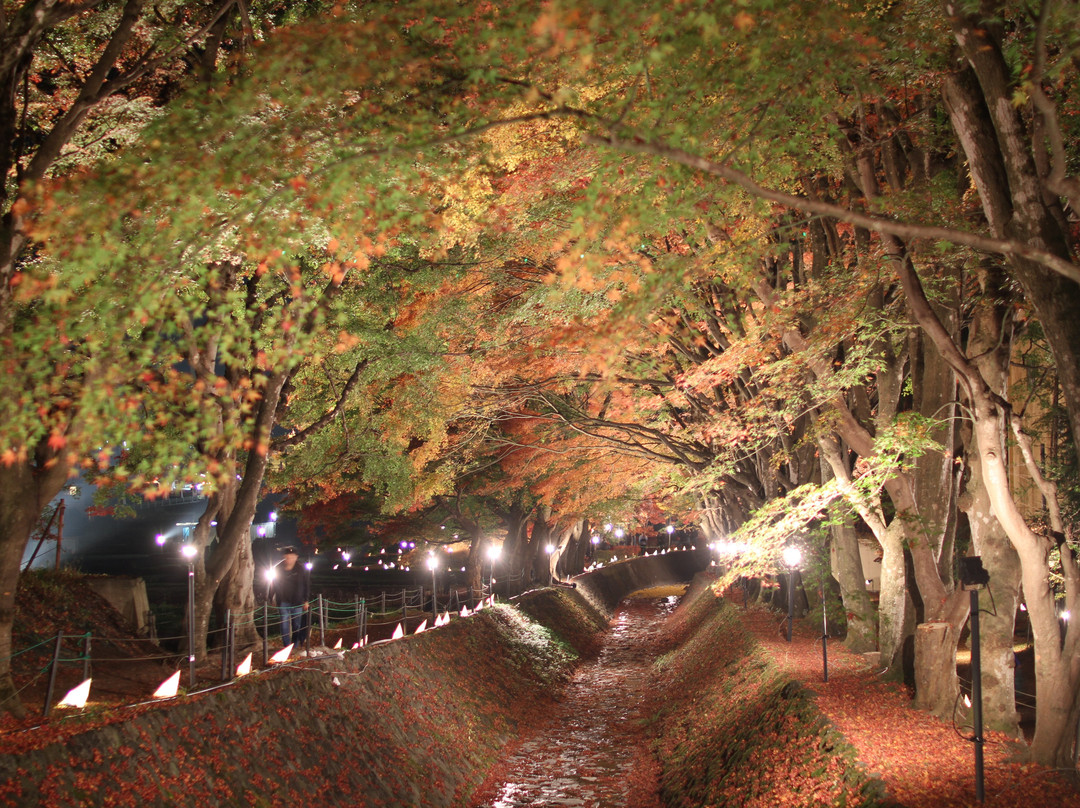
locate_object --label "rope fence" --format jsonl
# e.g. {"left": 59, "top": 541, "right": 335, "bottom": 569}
{"left": 5, "top": 575, "right": 548, "bottom": 718}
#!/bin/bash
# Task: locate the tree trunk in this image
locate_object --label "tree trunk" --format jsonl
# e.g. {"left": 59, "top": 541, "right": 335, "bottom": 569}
{"left": 913, "top": 620, "right": 965, "bottom": 716}
{"left": 877, "top": 520, "right": 913, "bottom": 675}
{"left": 0, "top": 449, "right": 71, "bottom": 716}
{"left": 218, "top": 537, "right": 259, "bottom": 651}
{"left": 829, "top": 521, "right": 878, "bottom": 653}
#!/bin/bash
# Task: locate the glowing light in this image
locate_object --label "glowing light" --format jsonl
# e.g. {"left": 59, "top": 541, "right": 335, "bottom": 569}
{"left": 591, "top": 535, "right": 600, "bottom": 545}
{"left": 58, "top": 678, "right": 92, "bottom": 709}
{"left": 427, "top": 555, "right": 437, "bottom": 570}
{"left": 614, "top": 528, "right": 625, "bottom": 539}
{"left": 352, "top": 642, "right": 360, "bottom": 650}
{"left": 487, "top": 544, "right": 501, "bottom": 560}
{"left": 666, "top": 525, "right": 675, "bottom": 534}
{"left": 392, "top": 623, "right": 404, "bottom": 639}
{"left": 1019, "top": 603, "right": 1027, "bottom": 611}
{"left": 333, "top": 638, "right": 343, "bottom": 649}
{"left": 269, "top": 511, "right": 278, "bottom": 521}
{"left": 304, "top": 559, "right": 313, "bottom": 570}
{"left": 782, "top": 546, "right": 803, "bottom": 568}
{"left": 1064, "top": 610, "right": 1072, "bottom": 622}
{"left": 604, "top": 523, "right": 612, "bottom": 532}
{"left": 460, "top": 606, "right": 471, "bottom": 617}
{"left": 155, "top": 534, "right": 166, "bottom": 546}
{"left": 270, "top": 644, "right": 293, "bottom": 663}
{"left": 963, "top": 694, "right": 972, "bottom": 708}
{"left": 153, "top": 671, "right": 181, "bottom": 699}
{"left": 415, "top": 619, "right": 428, "bottom": 634}
{"left": 342, "top": 552, "right": 351, "bottom": 562}
{"left": 265, "top": 567, "right": 277, "bottom": 582}
{"left": 256, "top": 526, "right": 266, "bottom": 537}
{"left": 545, "top": 544, "right": 555, "bottom": 554}
{"left": 236, "top": 653, "right": 252, "bottom": 677}
{"left": 181, "top": 544, "right": 197, "bottom": 560}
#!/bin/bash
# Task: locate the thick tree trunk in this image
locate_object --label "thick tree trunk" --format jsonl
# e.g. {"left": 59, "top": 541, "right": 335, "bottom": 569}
{"left": 914, "top": 620, "right": 965, "bottom": 716}
{"left": 877, "top": 521, "right": 913, "bottom": 674}
{"left": 829, "top": 521, "right": 878, "bottom": 653}
{"left": 0, "top": 450, "right": 70, "bottom": 716}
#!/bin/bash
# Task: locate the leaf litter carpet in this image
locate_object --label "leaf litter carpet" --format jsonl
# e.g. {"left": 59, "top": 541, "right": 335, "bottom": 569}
{"left": 741, "top": 604, "right": 1080, "bottom": 808}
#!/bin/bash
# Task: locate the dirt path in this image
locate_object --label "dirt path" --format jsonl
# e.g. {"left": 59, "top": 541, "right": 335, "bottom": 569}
{"left": 739, "top": 605, "right": 1080, "bottom": 808}
{"left": 469, "top": 594, "right": 674, "bottom": 808}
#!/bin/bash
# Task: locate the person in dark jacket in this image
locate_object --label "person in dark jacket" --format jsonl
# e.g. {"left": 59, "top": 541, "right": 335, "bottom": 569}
{"left": 271, "top": 546, "right": 310, "bottom": 650}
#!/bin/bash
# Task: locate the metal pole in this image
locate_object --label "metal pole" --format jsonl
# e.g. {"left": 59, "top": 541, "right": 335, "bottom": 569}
{"left": 220, "top": 609, "right": 231, "bottom": 681}
{"left": 820, "top": 581, "right": 828, "bottom": 683}
{"left": 318, "top": 594, "right": 326, "bottom": 646}
{"left": 43, "top": 632, "right": 63, "bottom": 717}
{"left": 54, "top": 500, "right": 65, "bottom": 571}
{"left": 431, "top": 568, "right": 437, "bottom": 621}
{"left": 358, "top": 596, "right": 367, "bottom": 648}
{"left": 970, "top": 588, "right": 985, "bottom": 803}
{"left": 187, "top": 560, "right": 196, "bottom": 690}
{"left": 82, "top": 632, "right": 91, "bottom": 681}
{"left": 262, "top": 601, "right": 269, "bottom": 664}
{"left": 786, "top": 570, "right": 794, "bottom": 642}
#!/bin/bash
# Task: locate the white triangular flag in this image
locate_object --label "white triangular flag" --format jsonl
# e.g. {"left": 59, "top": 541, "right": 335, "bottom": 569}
{"left": 153, "top": 671, "right": 181, "bottom": 699}
{"left": 59, "top": 678, "right": 92, "bottom": 708}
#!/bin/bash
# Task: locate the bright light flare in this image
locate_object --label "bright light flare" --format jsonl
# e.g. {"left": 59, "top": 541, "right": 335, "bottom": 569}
{"left": 236, "top": 653, "right": 252, "bottom": 677}
{"left": 782, "top": 546, "right": 803, "bottom": 568}
{"left": 270, "top": 644, "right": 293, "bottom": 663}
{"left": 333, "top": 638, "right": 343, "bottom": 649}
{"left": 392, "top": 623, "right": 404, "bottom": 640}
{"left": 415, "top": 619, "right": 428, "bottom": 634}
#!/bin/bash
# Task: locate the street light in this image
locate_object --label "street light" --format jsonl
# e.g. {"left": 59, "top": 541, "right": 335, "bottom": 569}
{"left": 427, "top": 554, "right": 438, "bottom": 620}
{"left": 959, "top": 556, "right": 991, "bottom": 804}
{"left": 782, "top": 545, "right": 802, "bottom": 643}
{"left": 545, "top": 543, "right": 556, "bottom": 585}
{"left": 666, "top": 524, "right": 674, "bottom": 548}
{"left": 486, "top": 544, "right": 501, "bottom": 599}
{"left": 181, "top": 544, "right": 198, "bottom": 689}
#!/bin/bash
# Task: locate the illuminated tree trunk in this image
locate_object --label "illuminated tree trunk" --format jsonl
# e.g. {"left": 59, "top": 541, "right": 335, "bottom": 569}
{"left": 828, "top": 521, "right": 877, "bottom": 653}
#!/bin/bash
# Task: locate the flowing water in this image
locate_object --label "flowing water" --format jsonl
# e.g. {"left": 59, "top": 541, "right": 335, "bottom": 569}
{"left": 470, "top": 592, "right": 681, "bottom": 808}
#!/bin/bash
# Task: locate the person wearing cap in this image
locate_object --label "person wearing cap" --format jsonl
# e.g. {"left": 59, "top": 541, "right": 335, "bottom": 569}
{"left": 270, "top": 546, "right": 310, "bottom": 650}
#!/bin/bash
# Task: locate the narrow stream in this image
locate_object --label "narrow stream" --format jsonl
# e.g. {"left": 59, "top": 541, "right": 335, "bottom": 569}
{"left": 470, "top": 593, "right": 680, "bottom": 808}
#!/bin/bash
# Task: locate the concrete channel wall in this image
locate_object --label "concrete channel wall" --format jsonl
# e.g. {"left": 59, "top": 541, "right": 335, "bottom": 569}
{"left": 569, "top": 548, "right": 712, "bottom": 616}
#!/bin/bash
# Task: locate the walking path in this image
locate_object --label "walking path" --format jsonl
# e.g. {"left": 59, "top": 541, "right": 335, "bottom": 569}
{"left": 468, "top": 593, "right": 673, "bottom": 808}
{"left": 741, "top": 605, "right": 1080, "bottom": 808}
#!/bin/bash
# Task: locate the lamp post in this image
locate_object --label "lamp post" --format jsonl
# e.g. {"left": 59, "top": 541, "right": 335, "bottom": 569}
{"left": 781, "top": 545, "right": 802, "bottom": 643}
{"left": 263, "top": 565, "right": 276, "bottom": 663}
{"left": 666, "top": 524, "right": 674, "bottom": 549}
{"left": 486, "top": 544, "right": 501, "bottom": 599}
{"left": 181, "top": 544, "right": 198, "bottom": 689}
{"left": 545, "top": 544, "right": 555, "bottom": 585}
{"left": 590, "top": 534, "right": 600, "bottom": 565}
{"left": 427, "top": 554, "right": 438, "bottom": 621}
{"left": 960, "top": 556, "right": 990, "bottom": 804}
